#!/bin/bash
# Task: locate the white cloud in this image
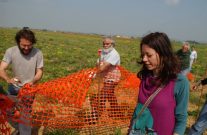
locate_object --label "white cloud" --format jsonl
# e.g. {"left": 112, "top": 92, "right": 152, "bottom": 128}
{"left": 164, "top": 0, "right": 180, "bottom": 6}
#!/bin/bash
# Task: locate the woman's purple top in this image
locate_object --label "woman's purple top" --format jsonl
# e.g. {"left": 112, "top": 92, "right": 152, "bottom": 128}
{"left": 138, "top": 75, "right": 176, "bottom": 135}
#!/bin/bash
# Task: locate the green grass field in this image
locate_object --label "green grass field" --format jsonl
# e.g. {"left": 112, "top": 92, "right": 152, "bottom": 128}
{"left": 1, "top": 27, "right": 207, "bottom": 134}
{"left": 1, "top": 27, "right": 207, "bottom": 83}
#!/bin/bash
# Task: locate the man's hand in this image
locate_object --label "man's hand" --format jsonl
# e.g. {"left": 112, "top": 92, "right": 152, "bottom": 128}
{"left": 27, "top": 82, "right": 34, "bottom": 86}
{"left": 192, "top": 85, "right": 198, "bottom": 90}
{"left": 7, "top": 77, "right": 21, "bottom": 85}
{"left": 191, "top": 80, "right": 201, "bottom": 91}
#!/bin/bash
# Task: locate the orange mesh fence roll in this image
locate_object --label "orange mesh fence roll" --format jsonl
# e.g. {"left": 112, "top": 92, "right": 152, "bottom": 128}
{"left": 0, "top": 66, "right": 140, "bottom": 134}
{"left": 0, "top": 114, "right": 10, "bottom": 135}
{"left": 0, "top": 94, "right": 17, "bottom": 135}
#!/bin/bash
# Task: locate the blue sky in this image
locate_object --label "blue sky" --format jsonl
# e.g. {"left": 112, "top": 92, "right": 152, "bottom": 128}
{"left": 0, "top": 0, "right": 207, "bottom": 42}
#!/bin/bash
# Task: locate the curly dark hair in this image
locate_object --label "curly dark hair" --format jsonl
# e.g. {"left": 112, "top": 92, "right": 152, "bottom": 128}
{"left": 137, "top": 32, "right": 180, "bottom": 84}
{"left": 15, "top": 27, "right": 36, "bottom": 45}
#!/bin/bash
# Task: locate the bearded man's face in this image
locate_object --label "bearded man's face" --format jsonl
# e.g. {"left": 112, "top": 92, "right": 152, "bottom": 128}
{"left": 18, "top": 38, "right": 33, "bottom": 55}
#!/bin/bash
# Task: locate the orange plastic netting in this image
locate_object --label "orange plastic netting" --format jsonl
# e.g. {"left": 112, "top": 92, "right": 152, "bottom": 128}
{"left": 0, "top": 95, "right": 13, "bottom": 135}
{"left": 0, "top": 66, "right": 140, "bottom": 134}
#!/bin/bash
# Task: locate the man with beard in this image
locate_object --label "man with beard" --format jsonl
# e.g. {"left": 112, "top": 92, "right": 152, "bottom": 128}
{"left": 91, "top": 37, "right": 121, "bottom": 120}
{"left": 0, "top": 27, "right": 43, "bottom": 135}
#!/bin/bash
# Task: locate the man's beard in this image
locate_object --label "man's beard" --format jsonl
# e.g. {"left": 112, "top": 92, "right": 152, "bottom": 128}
{"left": 18, "top": 45, "right": 33, "bottom": 55}
{"left": 103, "top": 46, "right": 113, "bottom": 53}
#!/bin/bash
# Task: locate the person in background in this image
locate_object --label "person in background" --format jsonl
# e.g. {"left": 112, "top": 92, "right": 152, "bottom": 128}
{"left": 91, "top": 37, "right": 121, "bottom": 119}
{"left": 0, "top": 27, "right": 44, "bottom": 135}
{"left": 188, "top": 77, "right": 207, "bottom": 135}
{"left": 128, "top": 32, "right": 189, "bottom": 135}
{"left": 189, "top": 46, "right": 197, "bottom": 71}
{"left": 176, "top": 42, "right": 191, "bottom": 76}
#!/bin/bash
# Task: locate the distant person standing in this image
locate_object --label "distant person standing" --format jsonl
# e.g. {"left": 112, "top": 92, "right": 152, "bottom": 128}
{"left": 189, "top": 46, "right": 197, "bottom": 71}
{"left": 176, "top": 42, "right": 191, "bottom": 76}
{"left": 0, "top": 27, "right": 44, "bottom": 135}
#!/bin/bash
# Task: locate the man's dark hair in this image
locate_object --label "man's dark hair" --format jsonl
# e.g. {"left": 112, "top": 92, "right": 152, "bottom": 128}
{"left": 15, "top": 27, "right": 37, "bottom": 45}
